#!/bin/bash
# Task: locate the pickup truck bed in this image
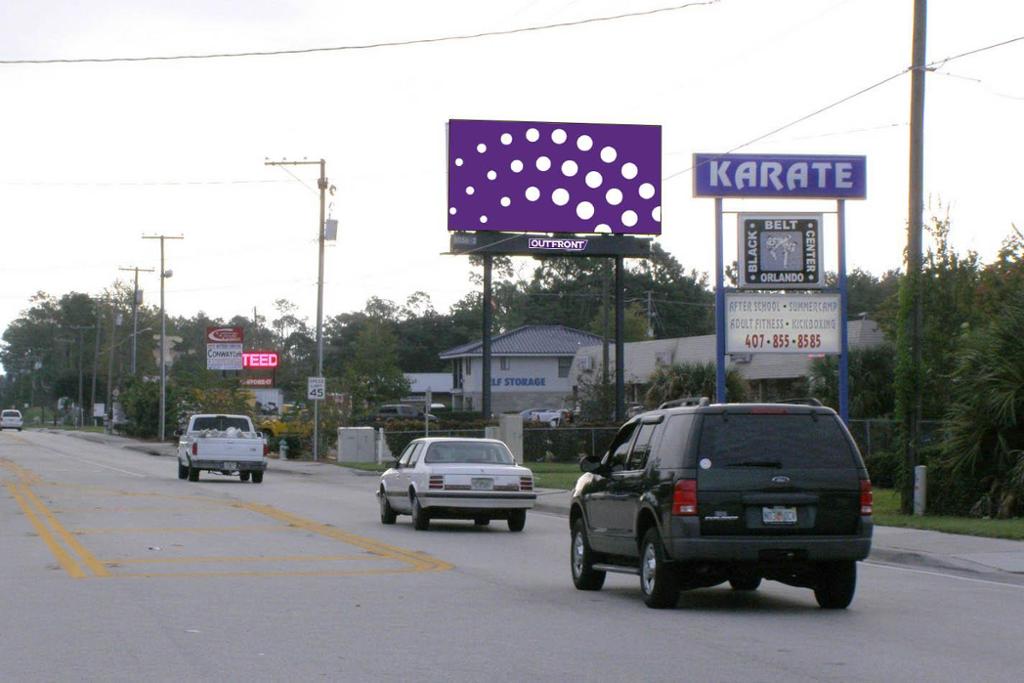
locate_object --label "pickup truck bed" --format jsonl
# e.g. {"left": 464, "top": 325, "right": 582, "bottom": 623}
{"left": 177, "top": 415, "right": 268, "bottom": 483}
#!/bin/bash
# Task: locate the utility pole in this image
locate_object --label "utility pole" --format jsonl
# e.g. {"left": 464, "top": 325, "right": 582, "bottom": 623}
{"left": 106, "top": 307, "right": 121, "bottom": 432}
{"left": 120, "top": 266, "right": 154, "bottom": 375}
{"left": 646, "top": 291, "right": 655, "bottom": 338}
{"left": 66, "top": 325, "right": 94, "bottom": 428}
{"left": 901, "top": 0, "right": 927, "bottom": 513}
{"left": 265, "top": 158, "right": 328, "bottom": 461}
{"left": 143, "top": 234, "right": 183, "bottom": 441}
{"left": 90, "top": 304, "right": 102, "bottom": 421}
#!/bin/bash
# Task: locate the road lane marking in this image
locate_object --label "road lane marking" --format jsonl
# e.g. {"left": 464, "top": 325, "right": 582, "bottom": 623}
{"left": 113, "top": 567, "right": 447, "bottom": 579}
{"left": 74, "top": 525, "right": 290, "bottom": 535}
{"left": 241, "top": 501, "right": 454, "bottom": 573}
{"left": 67, "top": 457, "right": 147, "bottom": 478}
{"left": 107, "top": 554, "right": 378, "bottom": 565}
{"left": 20, "top": 485, "right": 110, "bottom": 577}
{"left": 865, "top": 560, "right": 1024, "bottom": 589}
{"left": 4, "top": 482, "right": 86, "bottom": 578}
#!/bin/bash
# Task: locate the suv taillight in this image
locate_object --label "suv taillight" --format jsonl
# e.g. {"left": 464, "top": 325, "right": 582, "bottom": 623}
{"left": 860, "top": 479, "right": 873, "bottom": 515}
{"left": 429, "top": 475, "right": 444, "bottom": 490}
{"left": 672, "top": 479, "right": 698, "bottom": 516}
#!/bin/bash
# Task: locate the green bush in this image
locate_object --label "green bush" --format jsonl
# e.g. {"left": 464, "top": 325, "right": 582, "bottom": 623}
{"left": 864, "top": 450, "right": 901, "bottom": 489}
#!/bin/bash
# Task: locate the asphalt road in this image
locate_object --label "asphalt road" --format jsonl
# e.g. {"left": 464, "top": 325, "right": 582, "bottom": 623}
{"left": 2, "top": 429, "right": 1023, "bottom": 682}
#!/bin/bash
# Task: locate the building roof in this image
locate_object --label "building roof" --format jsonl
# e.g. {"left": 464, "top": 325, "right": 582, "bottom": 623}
{"left": 571, "top": 319, "right": 887, "bottom": 384}
{"left": 440, "top": 325, "right": 604, "bottom": 360}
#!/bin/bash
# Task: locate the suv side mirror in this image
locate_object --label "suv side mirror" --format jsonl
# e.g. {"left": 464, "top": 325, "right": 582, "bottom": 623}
{"left": 579, "top": 454, "right": 606, "bottom": 474}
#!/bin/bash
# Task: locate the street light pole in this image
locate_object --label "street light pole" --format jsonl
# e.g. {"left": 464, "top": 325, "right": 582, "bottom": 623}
{"left": 143, "top": 234, "right": 183, "bottom": 441}
{"left": 264, "top": 158, "right": 328, "bottom": 461}
{"left": 120, "top": 266, "right": 154, "bottom": 375}
{"left": 66, "top": 325, "right": 94, "bottom": 428}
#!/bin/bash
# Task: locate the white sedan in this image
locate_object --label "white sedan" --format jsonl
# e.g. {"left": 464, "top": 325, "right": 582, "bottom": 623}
{"left": 377, "top": 437, "right": 536, "bottom": 532}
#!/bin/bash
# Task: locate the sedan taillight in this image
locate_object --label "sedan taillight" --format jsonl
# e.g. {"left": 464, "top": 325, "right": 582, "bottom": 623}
{"left": 860, "top": 479, "right": 873, "bottom": 516}
{"left": 429, "top": 475, "right": 444, "bottom": 490}
{"left": 519, "top": 476, "right": 533, "bottom": 491}
{"left": 672, "top": 479, "right": 698, "bottom": 516}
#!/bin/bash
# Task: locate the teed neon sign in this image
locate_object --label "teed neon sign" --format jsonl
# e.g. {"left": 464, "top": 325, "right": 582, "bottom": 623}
{"left": 242, "top": 352, "right": 279, "bottom": 369}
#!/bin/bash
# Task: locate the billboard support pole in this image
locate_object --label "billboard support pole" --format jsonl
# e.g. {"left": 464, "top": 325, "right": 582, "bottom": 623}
{"left": 614, "top": 255, "right": 625, "bottom": 421}
{"left": 838, "top": 199, "right": 849, "bottom": 424}
{"left": 482, "top": 255, "right": 493, "bottom": 419}
{"left": 714, "top": 197, "right": 726, "bottom": 403}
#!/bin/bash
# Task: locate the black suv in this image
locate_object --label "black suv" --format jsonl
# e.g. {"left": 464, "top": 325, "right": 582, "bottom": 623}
{"left": 569, "top": 402, "right": 873, "bottom": 609}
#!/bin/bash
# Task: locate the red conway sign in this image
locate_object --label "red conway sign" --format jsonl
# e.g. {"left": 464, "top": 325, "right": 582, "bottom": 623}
{"left": 207, "top": 326, "right": 244, "bottom": 343}
{"left": 242, "top": 351, "right": 279, "bottom": 369}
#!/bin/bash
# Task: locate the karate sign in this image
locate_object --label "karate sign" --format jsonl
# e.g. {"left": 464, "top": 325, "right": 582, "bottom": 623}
{"left": 738, "top": 213, "right": 822, "bottom": 289}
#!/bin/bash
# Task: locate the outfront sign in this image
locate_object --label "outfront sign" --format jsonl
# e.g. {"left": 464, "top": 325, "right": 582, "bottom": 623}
{"left": 693, "top": 153, "right": 866, "bottom": 199}
{"left": 207, "top": 343, "right": 243, "bottom": 370}
{"left": 448, "top": 119, "right": 662, "bottom": 235}
{"left": 206, "top": 327, "right": 244, "bottom": 343}
{"left": 449, "top": 231, "right": 650, "bottom": 258}
{"left": 738, "top": 213, "right": 822, "bottom": 289}
{"left": 725, "top": 292, "right": 841, "bottom": 354}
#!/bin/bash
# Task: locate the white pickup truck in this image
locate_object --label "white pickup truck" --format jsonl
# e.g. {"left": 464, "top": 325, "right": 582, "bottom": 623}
{"left": 177, "top": 414, "right": 268, "bottom": 483}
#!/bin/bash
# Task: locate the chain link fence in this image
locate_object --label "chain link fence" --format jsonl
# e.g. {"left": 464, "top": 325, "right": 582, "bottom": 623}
{"left": 847, "top": 419, "right": 944, "bottom": 459}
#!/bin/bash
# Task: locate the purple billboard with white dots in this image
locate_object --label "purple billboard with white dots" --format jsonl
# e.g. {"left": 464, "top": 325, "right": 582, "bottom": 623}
{"left": 447, "top": 119, "right": 661, "bottom": 235}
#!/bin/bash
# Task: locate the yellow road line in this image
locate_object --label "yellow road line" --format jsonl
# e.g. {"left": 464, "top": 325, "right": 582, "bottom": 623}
{"left": 4, "top": 482, "right": 86, "bottom": 579}
{"left": 114, "top": 567, "right": 438, "bottom": 579}
{"left": 74, "top": 524, "right": 290, "bottom": 535}
{"left": 107, "top": 554, "right": 377, "bottom": 565}
{"left": 241, "top": 502, "right": 454, "bottom": 573}
{"left": 21, "top": 486, "right": 109, "bottom": 577}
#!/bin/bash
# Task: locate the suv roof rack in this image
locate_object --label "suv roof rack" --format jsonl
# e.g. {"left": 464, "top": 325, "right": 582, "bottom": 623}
{"left": 777, "top": 397, "right": 824, "bottom": 407}
{"left": 658, "top": 396, "right": 710, "bottom": 409}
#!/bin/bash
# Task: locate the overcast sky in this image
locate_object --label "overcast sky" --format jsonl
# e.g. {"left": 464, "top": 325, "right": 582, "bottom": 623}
{"left": 1, "top": 0, "right": 1021, "bottom": 372}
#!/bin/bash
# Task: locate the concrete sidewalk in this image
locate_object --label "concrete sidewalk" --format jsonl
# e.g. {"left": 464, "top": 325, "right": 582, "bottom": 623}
{"left": 49, "top": 429, "right": 1024, "bottom": 580}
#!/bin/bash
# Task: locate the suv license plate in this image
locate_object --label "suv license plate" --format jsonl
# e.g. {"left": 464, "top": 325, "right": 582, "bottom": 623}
{"left": 763, "top": 506, "right": 798, "bottom": 524}
{"left": 471, "top": 478, "right": 493, "bottom": 491}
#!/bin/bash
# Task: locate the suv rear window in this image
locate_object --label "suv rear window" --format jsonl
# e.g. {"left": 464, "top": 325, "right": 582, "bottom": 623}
{"left": 698, "top": 413, "right": 858, "bottom": 468}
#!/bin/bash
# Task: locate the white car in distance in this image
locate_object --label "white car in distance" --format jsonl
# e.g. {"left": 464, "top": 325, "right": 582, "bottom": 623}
{"left": 377, "top": 438, "right": 536, "bottom": 532}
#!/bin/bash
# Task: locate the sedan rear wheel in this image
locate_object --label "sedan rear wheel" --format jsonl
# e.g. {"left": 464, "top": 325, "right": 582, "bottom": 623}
{"left": 507, "top": 510, "right": 526, "bottom": 532}
{"left": 729, "top": 576, "right": 762, "bottom": 591}
{"left": 411, "top": 493, "right": 430, "bottom": 531}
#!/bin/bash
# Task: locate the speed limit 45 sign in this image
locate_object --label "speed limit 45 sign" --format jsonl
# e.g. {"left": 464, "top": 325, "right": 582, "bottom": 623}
{"left": 307, "top": 377, "right": 326, "bottom": 400}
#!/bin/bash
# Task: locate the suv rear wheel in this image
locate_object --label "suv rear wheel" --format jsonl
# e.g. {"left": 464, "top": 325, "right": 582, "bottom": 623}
{"left": 570, "top": 518, "right": 605, "bottom": 591}
{"left": 729, "top": 576, "right": 762, "bottom": 591}
{"left": 814, "top": 561, "right": 857, "bottom": 609}
{"left": 640, "top": 528, "right": 678, "bottom": 609}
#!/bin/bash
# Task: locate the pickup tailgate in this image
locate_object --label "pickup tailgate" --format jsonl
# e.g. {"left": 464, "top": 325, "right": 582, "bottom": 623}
{"left": 191, "top": 437, "right": 264, "bottom": 463}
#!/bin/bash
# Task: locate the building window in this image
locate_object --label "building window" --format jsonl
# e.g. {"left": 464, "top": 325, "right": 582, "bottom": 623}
{"left": 500, "top": 357, "right": 510, "bottom": 371}
{"left": 465, "top": 359, "right": 471, "bottom": 375}
{"left": 558, "top": 357, "right": 572, "bottom": 378}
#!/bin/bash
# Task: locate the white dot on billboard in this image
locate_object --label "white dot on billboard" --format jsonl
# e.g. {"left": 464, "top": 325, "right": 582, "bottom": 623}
{"left": 536, "top": 156, "right": 551, "bottom": 171}
{"left": 595, "top": 224, "right": 611, "bottom": 234}
{"left": 466, "top": 186, "right": 475, "bottom": 195}
{"left": 449, "top": 207, "right": 457, "bottom": 215}
{"left": 585, "top": 171, "right": 602, "bottom": 188}
{"left": 576, "top": 201, "right": 595, "bottom": 220}
{"left": 501, "top": 196, "right": 511, "bottom": 207}
{"left": 455, "top": 158, "right": 463, "bottom": 167}
{"left": 600, "top": 146, "right": 617, "bottom": 163}
{"left": 480, "top": 215, "right": 488, "bottom": 224}
{"left": 487, "top": 170, "right": 497, "bottom": 180}
{"left": 511, "top": 159, "right": 524, "bottom": 173}
{"left": 562, "top": 160, "right": 578, "bottom": 177}
{"left": 622, "top": 210, "right": 638, "bottom": 227}
{"left": 526, "top": 128, "right": 540, "bottom": 142}
{"left": 552, "top": 188, "right": 569, "bottom": 206}
{"left": 477, "top": 143, "right": 487, "bottom": 153}
{"left": 577, "top": 135, "right": 593, "bottom": 151}
{"left": 652, "top": 206, "right": 661, "bottom": 222}
{"left": 526, "top": 186, "right": 540, "bottom": 201}
{"left": 552, "top": 129, "right": 567, "bottom": 144}
{"left": 622, "top": 162, "right": 638, "bottom": 180}
{"left": 639, "top": 182, "right": 655, "bottom": 199}
{"left": 606, "top": 188, "right": 623, "bottom": 205}
{"left": 501, "top": 133, "right": 513, "bottom": 145}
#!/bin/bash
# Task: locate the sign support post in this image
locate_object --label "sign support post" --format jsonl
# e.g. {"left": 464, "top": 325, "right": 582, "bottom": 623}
{"left": 714, "top": 197, "right": 726, "bottom": 403}
{"left": 837, "top": 199, "right": 849, "bottom": 423}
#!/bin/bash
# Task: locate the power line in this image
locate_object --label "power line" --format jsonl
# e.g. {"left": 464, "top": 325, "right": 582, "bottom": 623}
{"left": 0, "top": 1, "right": 719, "bottom": 66}
{"left": 0, "top": 178, "right": 294, "bottom": 187}
{"left": 662, "top": 32, "right": 1024, "bottom": 182}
